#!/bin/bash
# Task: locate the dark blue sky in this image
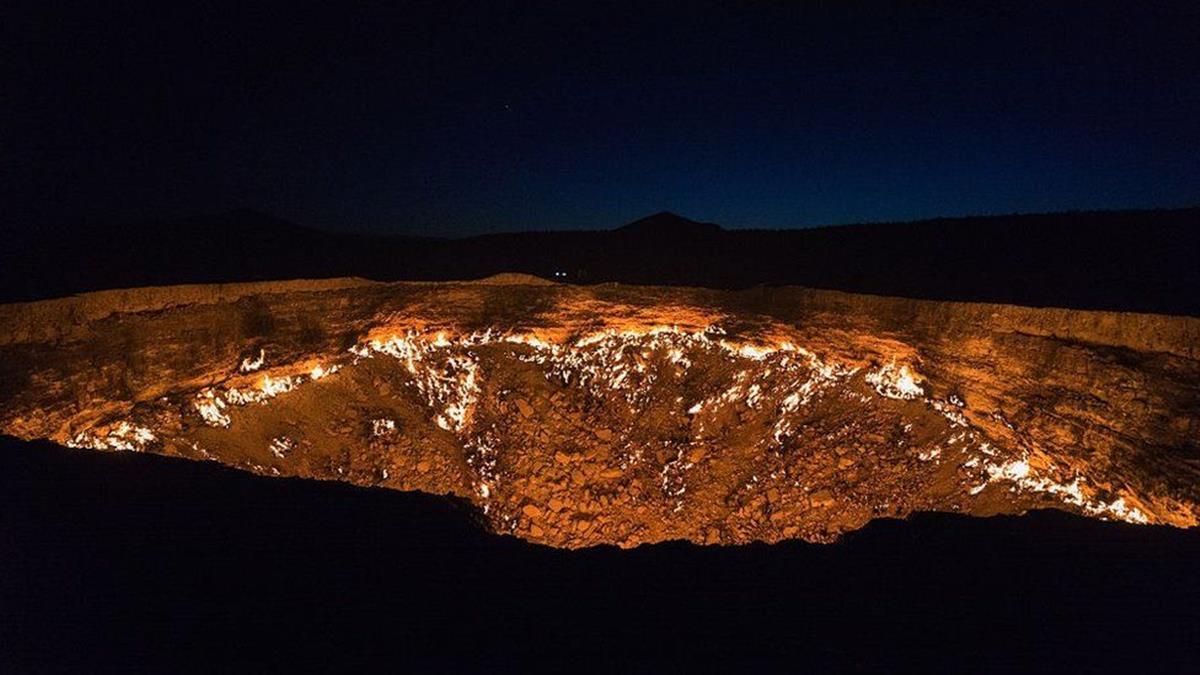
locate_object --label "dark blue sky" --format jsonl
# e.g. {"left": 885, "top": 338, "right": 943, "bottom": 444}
{"left": 6, "top": 1, "right": 1199, "bottom": 235}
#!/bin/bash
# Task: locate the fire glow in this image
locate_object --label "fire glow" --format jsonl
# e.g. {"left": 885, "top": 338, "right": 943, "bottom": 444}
{"left": 165, "top": 324, "right": 1160, "bottom": 528}
{"left": 5, "top": 274, "right": 1196, "bottom": 549}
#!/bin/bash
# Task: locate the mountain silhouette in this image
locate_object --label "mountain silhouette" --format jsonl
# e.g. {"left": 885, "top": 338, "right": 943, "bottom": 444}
{"left": 2, "top": 208, "right": 1197, "bottom": 315}
{"left": 614, "top": 211, "right": 724, "bottom": 237}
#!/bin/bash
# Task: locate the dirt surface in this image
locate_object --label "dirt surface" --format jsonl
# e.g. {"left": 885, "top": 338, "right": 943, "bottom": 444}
{"left": 2, "top": 275, "right": 1197, "bottom": 547}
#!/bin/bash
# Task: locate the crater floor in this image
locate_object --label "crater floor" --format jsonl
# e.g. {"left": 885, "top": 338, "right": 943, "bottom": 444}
{"left": 1, "top": 275, "right": 1197, "bottom": 547}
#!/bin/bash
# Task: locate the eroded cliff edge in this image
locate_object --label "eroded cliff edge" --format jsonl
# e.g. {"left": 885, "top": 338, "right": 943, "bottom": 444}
{"left": 1, "top": 275, "right": 1197, "bottom": 547}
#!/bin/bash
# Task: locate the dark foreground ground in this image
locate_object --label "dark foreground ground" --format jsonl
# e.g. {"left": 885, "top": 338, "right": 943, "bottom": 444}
{"left": 3, "top": 436, "right": 1198, "bottom": 672}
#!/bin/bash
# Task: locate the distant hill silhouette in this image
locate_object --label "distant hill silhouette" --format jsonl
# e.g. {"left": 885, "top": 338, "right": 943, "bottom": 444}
{"left": 614, "top": 211, "right": 724, "bottom": 236}
{"left": 4, "top": 436, "right": 1200, "bottom": 671}
{"left": 2, "top": 207, "right": 1198, "bottom": 315}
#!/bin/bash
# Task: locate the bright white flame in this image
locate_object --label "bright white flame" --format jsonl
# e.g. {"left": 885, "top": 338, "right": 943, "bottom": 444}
{"left": 67, "top": 421, "right": 157, "bottom": 452}
{"left": 971, "top": 453, "right": 1150, "bottom": 524}
{"left": 268, "top": 435, "right": 295, "bottom": 459}
{"left": 865, "top": 363, "right": 924, "bottom": 400}
{"left": 260, "top": 375, "right": 296, "bottom": 397}
{"left": 372, "top": 418, "right": 396, "bottom": 436}
{"left": 310, "top": 363, "right": 339, "bottom": 380}
{"left": 195, "top": 391, "right": 231, "bottom": 427}
{"left": 239, "top": 349, "right": 265, "bottom": 373}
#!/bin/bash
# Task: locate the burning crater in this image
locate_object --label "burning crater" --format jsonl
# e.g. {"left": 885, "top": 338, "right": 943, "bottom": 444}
{"left": 1, "top": 275, "right": 1197, "bottom": 547}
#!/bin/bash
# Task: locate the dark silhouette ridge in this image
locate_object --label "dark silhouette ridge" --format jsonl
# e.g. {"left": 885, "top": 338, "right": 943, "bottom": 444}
{"left": 3, "top": 436, "right": 1199, "bottom": 671}
{"left": 3, "top": 207, "right": 1198, "bottom": 315}
{"left": 614, "top": 211, "right": 724, "bottom": 236}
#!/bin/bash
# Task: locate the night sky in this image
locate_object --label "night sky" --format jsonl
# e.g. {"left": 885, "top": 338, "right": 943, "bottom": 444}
{"left": 5, "top": 1, "right": 1199, "bottom": 236}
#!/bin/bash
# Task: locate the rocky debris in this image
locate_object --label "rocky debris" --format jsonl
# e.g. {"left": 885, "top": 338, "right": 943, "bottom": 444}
{"left": 0, "top": 277, "right": 1197, "bottom": 548}
{"left": 515, "top": 399, "right": 534, "bottom": 418}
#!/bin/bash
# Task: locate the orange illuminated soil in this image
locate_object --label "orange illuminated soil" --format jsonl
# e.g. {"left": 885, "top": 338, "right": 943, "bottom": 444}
{"left": 1, "top": 275, "right": 1197, "bottom": 547}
